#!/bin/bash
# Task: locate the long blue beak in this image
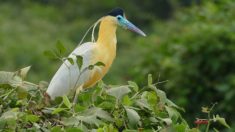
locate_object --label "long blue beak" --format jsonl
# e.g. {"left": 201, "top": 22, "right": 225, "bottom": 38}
{"left": 118, "top": 16, "right": 146, "bottom": 37}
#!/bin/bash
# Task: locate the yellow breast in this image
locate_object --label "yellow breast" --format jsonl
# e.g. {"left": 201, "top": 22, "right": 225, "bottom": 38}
{"left": 83, "top": 44, "right": 116, "bottom": 88}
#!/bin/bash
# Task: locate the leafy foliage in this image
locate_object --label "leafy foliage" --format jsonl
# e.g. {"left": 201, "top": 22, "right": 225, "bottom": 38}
{"left": 129, "top": 1, "right": 235, "bottom": 130}
{"left": 0, "top": 67, "right": 229, "bottom": 131}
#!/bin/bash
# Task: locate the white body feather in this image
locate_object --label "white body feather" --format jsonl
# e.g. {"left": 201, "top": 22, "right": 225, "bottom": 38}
{"left": 46, "top": 42, "right": 96, "bottom": 99}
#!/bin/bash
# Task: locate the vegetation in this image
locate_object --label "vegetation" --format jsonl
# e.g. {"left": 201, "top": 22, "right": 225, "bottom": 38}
{"left": 130, "top": 1, "right": 235, "bottom": 129}
{"left": 0, "top": 67, "right": 229, "bottom": 131}
{"left": 0, "top": 0, "right": 234, "bottom": 131}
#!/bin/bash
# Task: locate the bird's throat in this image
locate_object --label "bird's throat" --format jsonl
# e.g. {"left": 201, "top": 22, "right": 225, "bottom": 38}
{"left": 96, "top": 16, "right": 117, "bottom": 65}
{"left": 97, "top": 17, "right": 117, "bottom": 47}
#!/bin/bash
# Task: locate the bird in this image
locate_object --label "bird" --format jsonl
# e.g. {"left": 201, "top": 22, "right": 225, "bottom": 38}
{"left": 46, "top": 8, "right": 146, "bottom": 102}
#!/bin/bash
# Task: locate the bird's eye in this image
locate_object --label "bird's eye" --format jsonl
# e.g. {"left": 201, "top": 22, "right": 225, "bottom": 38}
{"left": 117, "top": 16, "right": 121, "bottom": 20}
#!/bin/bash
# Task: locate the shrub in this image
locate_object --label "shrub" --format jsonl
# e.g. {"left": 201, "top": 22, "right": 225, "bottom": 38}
{"left": 0, "top": 67, "right": 229, "bottom": 131}
{"left": 130, "top": 1, "right": 235, "bottom": 129}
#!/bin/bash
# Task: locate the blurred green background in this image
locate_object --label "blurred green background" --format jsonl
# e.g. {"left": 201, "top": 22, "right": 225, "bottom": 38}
{"left": 0, "top": 0, "right": 234, "bottom": 130}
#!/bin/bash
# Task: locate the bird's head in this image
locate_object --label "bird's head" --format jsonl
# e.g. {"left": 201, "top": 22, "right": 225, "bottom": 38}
{"left": 106, "top": 8, "right": 146, "bottom": 37}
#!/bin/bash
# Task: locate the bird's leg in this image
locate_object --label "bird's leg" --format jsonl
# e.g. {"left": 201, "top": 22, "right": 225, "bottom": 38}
{"left": 73, "top": 85, "right": 83, "bottom": 105}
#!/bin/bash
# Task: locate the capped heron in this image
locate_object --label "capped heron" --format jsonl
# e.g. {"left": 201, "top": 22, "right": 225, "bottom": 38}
{"left": 46, "top": 8, "right": 146, "bottom": 101}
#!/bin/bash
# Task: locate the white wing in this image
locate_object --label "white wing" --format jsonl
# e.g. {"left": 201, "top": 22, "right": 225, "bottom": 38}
{"left": 46, "top": 42, "right": 96, "bottom": 99}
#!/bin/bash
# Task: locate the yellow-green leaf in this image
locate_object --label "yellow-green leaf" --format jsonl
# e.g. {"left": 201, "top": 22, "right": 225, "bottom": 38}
{"left": 213, "top": 114, "right": 230, "bottom": 128}
{"left": 76, "top": 55, "right": 83, "bottom": 70}
{"left": 25, "top": 115, "right": 39, "bottom": 122}
{"left": 148, "top": 74, "right": 153, "bottom": 86}
{"left": 106, "top": 86, "right": 131, "bottom": 100}
{"left": 63, "top": 96, "right": 72, "bottom": 109}
{"left": 201, "top": 107, "right": 210, "bottom": 113}
{"left": 94, "top": 61, "right": 105, "bottom": 67}
{"left": 128, "top": 81, "right": 139, "bottom": 92}
{"left": 56, "top": 40, "right": 66, "bottom": 55}
{"left": 17, "top": 66, "right": 31, "bottom": 79}
{"left": 67, "top": 57, "right": 74, "bottom": 65}
{"left": 52, "top": 108, "right": 67, "bottom": 114}
{"left": 125, "top": 107, "right": 140, "bottom": 127}
{"left": 44, "top": 50, "right": 57, "bottom": 59}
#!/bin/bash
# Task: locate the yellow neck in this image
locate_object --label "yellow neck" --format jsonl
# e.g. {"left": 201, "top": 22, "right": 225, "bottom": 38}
{"left": 83, "top": 17, "right": 118, "bottom": 88}
{"left": 97, "top": 16, "right": 117, "bottom": 46}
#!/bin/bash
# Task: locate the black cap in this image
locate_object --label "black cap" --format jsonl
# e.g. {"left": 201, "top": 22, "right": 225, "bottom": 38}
{"left": 107, "top": 7, "right": 124, "bottom": 17}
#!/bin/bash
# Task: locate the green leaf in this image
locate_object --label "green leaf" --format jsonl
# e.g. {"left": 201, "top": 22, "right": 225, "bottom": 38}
{"left": 155, "top": 89, "right": 167, "bottom": 104}
{"left": 67, "top": 57, "right": 74, "bottom": 65}
{"left": 125, "top": 107, "right": 140, "bottom": 127}
{"left": 66, "top": 107, "right": 112, "bottom": 127}
{"left": 106, "top": 86, "right": 131, "bottom": 100}
{"left": 114, "top": 117, "right": 124, "bottom": 128}
{"left": 166, "top": 99, "right": 185, "bottom": 112}
{"left": 135, "top": 98, "right": 151, "bottom": 110}
{"left": 92, "top": 86, "right": 102, "bottom": 102}
{"left": 0, "top": 71, "right": 15, "bottom": 84}
{"left": 122, "top": 95, "right": 132, "bottom": 106}
{"left": 17, "top": 66, "right": 31, "bottom": 79}
{"left": 52, "top": 108, "right": 67, "bottom": 114}
{"left": 63, "top": 96, "right": 72, "bottom": 109}
{"left": 76, "top": 115, "right": 102, "bottom": 126}
{"left": 161, "top": 118, "right": 172, "bottom": 126}
{"left": 17, "top": 88, "right": 28, "bottom": 99}
{"left": 78, "top": 122, "right": 88, "bottom": 132}
{"left": 62, "top": 117, "right": 79, "bottom": 126}
{"left": 149, "top": 117, "right": 158, "bottom": 123}
{"left": 88, "top": 65, "right": 94, "bottom": 70}
{"left": 44, "top": 50, "right": 57, "bottom": 59}
{"left": 213, "top": 114, "right": 230, "bottom": 128}
{"left": 123, "top": 130, "right": 137, "bottom": 132}
{"left": 25, "top": 114, "right": 39, "bottom": 122}
{"left": 201, "top": 106, "right": 210, "bottom": 113}
{"left": 56, "top": 40, "right": 66, "bottom": 55}
{"left": 148, "top": 74, "right": 153, "bottom": 86}
{"left": 188, "top": 128, "right": 200, "bottom": 132}
{"left": 0, "top": 109, "right": 19, "bottom": 120}
{"left": 173, "top": 123, "right": 187, "bottom": 132}
{"left": 94, "top": 61, "right": 105, "bottom": 67}
{"left": 165, "top": 106, "right": 181, "bottom": 122}
{"left": 51, "top": 126, "right": 63, "bottom": 132}
{"left": 80, "top": 107, "right": 113, "bottom": 122}
{"left": 65, "top": 127, "right": 83, "bottom": 132}
{"left": 9, "top": 75, "right": 23, "bottom": 88}
{"left": 213, "top": 128, "right": 219, "bottom": 132}
{"left": 74, "top": 104, "right": 86, "bottom": 112}
{"left": 146, "top": 91, "right": 158, "bottom": 107}
{"left": 96, "top": 108, "right": 114, "bottom": 122}
{"left": 2, "top": 118, "right": 17, "bottom": 130}
{"left": 98, "top": 101, "right": 115, "bottom": 109}
{"left": 75, "top": 55, "right": 83, "bottom": 70}
{"left": 128, "top": 81, "right": 139, "bottom": 92}
{"left": 162, "top": 118, "right": 172, "bottom": 125}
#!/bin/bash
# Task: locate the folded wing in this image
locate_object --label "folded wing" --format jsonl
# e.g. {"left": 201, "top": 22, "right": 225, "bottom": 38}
{"left": 46, "top": 42, "right": 96, "bottom": 99}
